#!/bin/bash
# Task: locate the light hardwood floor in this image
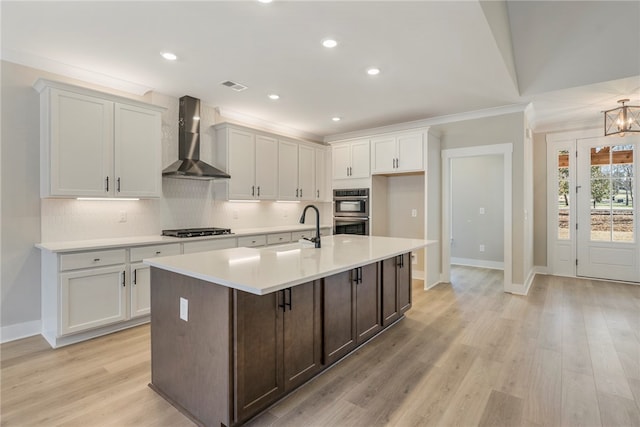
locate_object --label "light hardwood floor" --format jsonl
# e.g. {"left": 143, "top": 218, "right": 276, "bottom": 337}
{"left": 2, "top": 267, "right": 640, "bottom": 426}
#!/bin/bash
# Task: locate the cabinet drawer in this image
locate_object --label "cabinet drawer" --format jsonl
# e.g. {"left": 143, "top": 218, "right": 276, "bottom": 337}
{"left": 60, "top": 249, "right": 126, "bottom": 271}
{"left": 130, "top": 243, "right": 181, "bottom": 262}
{"left": 183, "top": 238, "right": 237, "bottom": 254}
{"left": 267, "top": 233, "right": 292, "bottom": 245}
{"left": 238, "top": 235, "right": 267, "bottom": 248}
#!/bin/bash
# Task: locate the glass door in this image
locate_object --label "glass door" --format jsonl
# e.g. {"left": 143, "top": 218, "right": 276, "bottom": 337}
{"left": 576, "top": 136, "right": 639, "bottom": 282}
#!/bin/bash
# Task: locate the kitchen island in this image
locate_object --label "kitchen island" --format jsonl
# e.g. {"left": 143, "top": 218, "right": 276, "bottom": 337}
{"left": 145, "top": 234, "right": 432, "bottom": 427}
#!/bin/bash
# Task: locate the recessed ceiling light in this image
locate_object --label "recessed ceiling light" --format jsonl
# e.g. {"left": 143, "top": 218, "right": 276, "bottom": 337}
{"left": 268, "top": 94, "right": 280, "bottom": 100}
{"left": 257, "top": 0, "right": 272, "bottom": 3}
{"left": 332, "top": 117, "right": 341, "bottom": 122}
{"left": 161, "top": 52, "right": 177, "bottom": 61}
{"left": 367, "top": 68, "right": 380, "bottom": 76}
{"left": 322, "top": 39, "right": 338, "bottom": 48}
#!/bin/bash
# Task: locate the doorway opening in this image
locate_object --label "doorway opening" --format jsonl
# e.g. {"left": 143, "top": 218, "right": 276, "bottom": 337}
{"left": 442, "top": 144, "right": 513, "bottom": 292}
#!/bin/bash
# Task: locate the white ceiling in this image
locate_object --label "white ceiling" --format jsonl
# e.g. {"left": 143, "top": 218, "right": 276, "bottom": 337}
{"left": 2, "top": 1, "right": 639, "bottom": 141}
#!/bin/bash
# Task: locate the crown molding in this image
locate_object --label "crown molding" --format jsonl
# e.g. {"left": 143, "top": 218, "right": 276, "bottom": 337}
{"left": 324, "top": 103, "right": 529, "bottom": 143}
{"left": 1, "top": 49, "right": 152, "bottom": 96}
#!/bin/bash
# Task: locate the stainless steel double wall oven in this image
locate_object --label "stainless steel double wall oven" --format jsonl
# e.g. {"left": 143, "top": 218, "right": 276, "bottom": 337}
{"left": 333, "top": 188, "right": 369, "bottom": 235}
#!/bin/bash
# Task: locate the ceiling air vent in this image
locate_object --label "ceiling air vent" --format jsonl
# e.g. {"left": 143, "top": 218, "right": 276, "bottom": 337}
{"left": 220, "top": 80, "right": 248, "bottom": 92}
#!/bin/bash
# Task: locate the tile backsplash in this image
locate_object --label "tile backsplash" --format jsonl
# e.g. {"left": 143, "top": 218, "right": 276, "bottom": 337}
{"left": 40, "top": 179, "right": 331, "bottom": 242}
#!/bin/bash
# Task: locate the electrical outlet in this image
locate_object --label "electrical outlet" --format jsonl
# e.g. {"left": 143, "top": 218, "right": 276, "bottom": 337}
{"left": 118, "top": 211, "right": 127, "bottom": 222}
{"left": 180, "top": 297, "right": 188, "bottom": 322}
{"left": 479, "top": 244, "right": 485, "bottom": 252}
{"left": 411, "top": 209, "right": 417, "bottom": 217}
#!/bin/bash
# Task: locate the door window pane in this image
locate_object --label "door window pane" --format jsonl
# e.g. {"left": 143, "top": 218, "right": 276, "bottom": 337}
{"left": 589, "top": 145, "right": 634, "bottom": 242}
{"left": 557, "top": 150, "right": 570, "bottom": 240}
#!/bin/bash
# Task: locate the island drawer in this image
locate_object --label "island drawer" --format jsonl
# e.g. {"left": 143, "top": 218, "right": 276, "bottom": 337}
{"left": 267, "top": 233, "right": 292, "bottom": 245}
{"left": 130, "top": 243, "right": 181, "bottom": 262}
{"left": 238, "top": 235, "right": 267, "bottom": 247}
{"left": 60, "top": 249, "right": 126, "bottom": 271}
{"left": 183, "top": 237, "right": 237, "bottom": 254}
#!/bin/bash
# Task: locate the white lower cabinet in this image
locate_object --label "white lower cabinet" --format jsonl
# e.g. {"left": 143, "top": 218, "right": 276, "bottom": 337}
{"left": 129, "top": 262, "right": 151, "bottom": 318}
{"left": 60, "top": 264, "right": 127, "bottom": 335}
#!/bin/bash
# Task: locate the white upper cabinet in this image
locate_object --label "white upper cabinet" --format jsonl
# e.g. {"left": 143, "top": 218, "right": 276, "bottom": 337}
{"left": 218, "top": 124, "right": 278, "bottom": 200}
{"left": 34, "top": 80, "right": 163, "bottom": 198}
{"left": 35, "top": 79, "right": 163, "bottom": 198}
{"left": 315, "top": 147, "right": 330, "bottom": 201}
{"left": 371, "top": 132, "right": 423, "bottom": 174}
{"left": 332, "top": 139, "right": 370, "bottom": 180}
{"left": 114, "top": 103, "right": 162, "bottom": 197}
{"left": 278, "top": 140, "right": 315, "bottom": 201}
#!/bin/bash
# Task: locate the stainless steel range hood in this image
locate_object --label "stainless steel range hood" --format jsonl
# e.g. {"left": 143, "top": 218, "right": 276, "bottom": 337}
{"left": 162, "top": 96, "right": 230, "bottom": 180}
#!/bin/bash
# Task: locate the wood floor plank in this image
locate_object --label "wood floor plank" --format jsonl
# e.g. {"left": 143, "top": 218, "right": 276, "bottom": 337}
{"left": 597, "top": 391, "right": 640, "bottom": 427}
{"left": 523, "top": 348, "right": 562, "bottom": 426}
{"left": 477, "top": 389, "right": 524, "bottom": 427}
{"left": 561, "top": 370, "right": 601, "bottom": 427}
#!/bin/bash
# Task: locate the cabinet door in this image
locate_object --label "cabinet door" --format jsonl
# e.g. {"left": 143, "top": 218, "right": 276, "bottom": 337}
{"left": 48, "top": 89, "right": 113, "bottom": 197}
{"left": 130, "top": 262, "right": 151, "bottom": 318}
{"left": 114, "top": 103, "right": 161, "bottom": 198}
{"left": 332, "top": 144, "right": 351, "bottom": 180}
{"left": 283, "top": 281, "right": 322, "bottom": 391}
{"left": 397, "top": 133, "right": 424, "bottom": 172}
{"left": 228, "top": 129, "right": 256, "bottom": 199}
{"left": 278, "top": 140, "right": 299, "bottom": 200}
{"left": 398, "top": 253, "right": 412, "bottom": 314}
{"left": 234, "top": 290, "right": 284, "bottom": 421}
{"left": 349, "top": 140, "right": 371, "bottom": 178}
{"left": 255, "top": 135, "right": 278, "bottom": 199}
{"left": 323, "top": 270, "right": 356, "bottom": 365}
{"left": 371, "top": 136, "right": 396, "bottom": 174}
{"left": 355, "top": 263, "right": 381, "bottom": 344}
{"left": 315, "top": 148, "right": 328, "bottom": 201}
{"left": 381, "top": 257, "right": 400, "bottom": 327}
{"left": 298, "top": 145, "right": 315, "bottom": 201}
{"left": 60, "top": 265, "right": 127, "bottom": 335}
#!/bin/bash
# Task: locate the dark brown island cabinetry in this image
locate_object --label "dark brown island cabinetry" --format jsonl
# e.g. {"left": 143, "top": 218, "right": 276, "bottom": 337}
{"left": 381, "top": 253, "right": 412, "bottom": 326}
{"left": 149, "top": 252, "right": 412, "bottom": 427}
{"left": 234, "top": 281, "right": 322, "bottom": 421}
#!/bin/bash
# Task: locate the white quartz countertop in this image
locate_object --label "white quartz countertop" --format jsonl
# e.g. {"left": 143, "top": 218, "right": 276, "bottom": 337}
{"left": 144, "top": 235, "right": 435, "bottom": 295}
{"left": 35, "top": 224, "right": 333, "bottom": 253}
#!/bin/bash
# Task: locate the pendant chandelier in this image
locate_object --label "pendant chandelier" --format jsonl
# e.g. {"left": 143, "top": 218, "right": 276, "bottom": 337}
{"left": 604, "top": 99, "right": 640, "bottom": 137}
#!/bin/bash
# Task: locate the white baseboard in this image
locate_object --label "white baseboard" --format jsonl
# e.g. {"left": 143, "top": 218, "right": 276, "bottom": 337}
{"left": 504, "top": 266, "right": 541, "bottom": 296}
{"left": 451, "top": 257, "right": 504, "bottom": 270}
{"left": 1, "top": 320, "right": 41, "bottom": 344}
{"left": 411, "top": 269, "right": 424, "bottom": 280}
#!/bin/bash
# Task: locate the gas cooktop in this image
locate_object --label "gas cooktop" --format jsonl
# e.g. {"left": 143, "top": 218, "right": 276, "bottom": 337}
{"left": 162, "top": 227, "right": 233, "bottom": 238}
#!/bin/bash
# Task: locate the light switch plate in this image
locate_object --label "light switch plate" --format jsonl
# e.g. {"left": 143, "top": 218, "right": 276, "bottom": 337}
{"left": 180, "top": 297, "right": 188, "bottom": 322}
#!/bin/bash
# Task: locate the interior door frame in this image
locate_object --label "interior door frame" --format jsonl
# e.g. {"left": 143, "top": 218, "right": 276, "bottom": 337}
{"left": 442, "top": 143, "right": 513, "bottom": 293}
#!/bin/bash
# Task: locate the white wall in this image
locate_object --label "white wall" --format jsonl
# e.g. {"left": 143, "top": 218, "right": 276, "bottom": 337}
{"left": 1, "top": 60, "right": 330, "bottom": 336}
{"left": 451, "top": 155, "right": 504, "bottom": 267}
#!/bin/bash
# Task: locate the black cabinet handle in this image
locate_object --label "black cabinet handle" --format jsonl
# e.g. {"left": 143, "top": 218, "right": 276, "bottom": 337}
{"left": 300, "top": 188, "right": 303, "bottom": 197}
{"left": 117, "top": 177, "right": 121, "bottom": 193}
{"left": 133, "top": 269, "right": 137, "bottom": 285}
{"left": 251, "top": 185, "right": 255, "bottom": 196}
{"left": 122, "top": 271, "right": 126, "bottom": 287}
{"left": 257, "top": 186, "right": 260, "bottom": 197}
{"left": 278, "top": 289, "right": 286, "bottom": 312}
{"left": 93, "top": 258, "right": 101, "bottom": 262}
{"left": 105, "top": 176, "right": 109, "bottom": 192}
{"left": 286, "top": 288, "right": 292, "bottom": 311}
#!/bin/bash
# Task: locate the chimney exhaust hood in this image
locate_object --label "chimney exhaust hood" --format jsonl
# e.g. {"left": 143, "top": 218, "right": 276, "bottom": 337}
{"left": 162, "top": 96, "right": 230, "bottom": 180}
